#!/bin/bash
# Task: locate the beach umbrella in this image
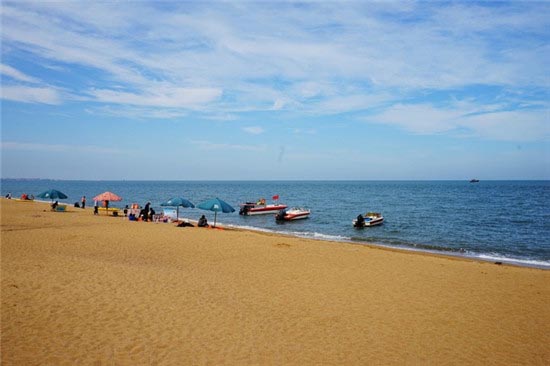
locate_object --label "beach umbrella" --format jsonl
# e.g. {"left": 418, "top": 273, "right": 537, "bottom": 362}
{"left": 197, "top": 197, "right": 235, "bottom": 227}
{"left": 160, "top": 197, "right": 195, "bottom": 220}
{"left": 93, "top": 191, "right": 122, "bottom": 202}
{"left": 93, "top": 191, "right": 122, "bottom": 213}
{"left": 36, "top": 189, "right": 68, "bottom": 202}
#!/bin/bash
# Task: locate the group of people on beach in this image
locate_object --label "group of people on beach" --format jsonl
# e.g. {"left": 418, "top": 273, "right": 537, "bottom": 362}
{"left": 123, "top": 202, "right": 157, "bottom": 222}
{"left": 9, "top": 191, "right": 211, "bottom": 227}
{"left": 7, "top": 193, "right": 34, "bottom": 200}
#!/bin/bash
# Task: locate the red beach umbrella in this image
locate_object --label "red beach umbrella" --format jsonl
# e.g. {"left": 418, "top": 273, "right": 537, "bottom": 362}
{"left": 93, "top": 191, "right": 122, "bottom": 202}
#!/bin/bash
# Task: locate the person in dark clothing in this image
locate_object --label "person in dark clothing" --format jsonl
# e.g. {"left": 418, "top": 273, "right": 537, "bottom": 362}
{"left": 94, "top": 200, "right": 99, "bottom": 215}
{"left": 197, "top": 215, "right": 208, "bottom": 227}
{"left": 81, "top": 196, "right": 86, "bottom": 209}
{"left": 51, "top": 201, "right": 59, "bottom": 210}
{"left": 354, "top": 214, "right": 365, "bottom": 227}
{"left": 123, "top": 205, "right": 129, "bottom": 217}
{"left": 143, "top": 202, "right": 151, "bottom": 221}
{"left": 177, "top": 220, "right": 194, "bottom": 227}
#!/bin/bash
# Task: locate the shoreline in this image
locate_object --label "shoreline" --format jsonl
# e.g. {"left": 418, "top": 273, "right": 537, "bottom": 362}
{"left": 2, "top": 199, "right": 549, "bottom": 364}
{"left": 8, "top": 198, "right": 550, "bottom": 270}
{"left": 223, "top": 222, "right": 550, "bottom": 270}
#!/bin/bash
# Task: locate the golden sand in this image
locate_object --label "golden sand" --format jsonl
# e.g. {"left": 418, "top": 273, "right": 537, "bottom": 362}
{"left": 1, "top": 199, "right": 549, "bottom": 365}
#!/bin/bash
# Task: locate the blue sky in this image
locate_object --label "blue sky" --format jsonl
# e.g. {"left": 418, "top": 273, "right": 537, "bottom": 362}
{"left": 1, "top": 1, "right": 549, "bottom": 180}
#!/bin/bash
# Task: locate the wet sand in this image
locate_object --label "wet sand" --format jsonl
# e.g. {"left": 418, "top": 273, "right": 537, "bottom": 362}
{"left": 1, "top": 199, "right": 549, "bottom": 365}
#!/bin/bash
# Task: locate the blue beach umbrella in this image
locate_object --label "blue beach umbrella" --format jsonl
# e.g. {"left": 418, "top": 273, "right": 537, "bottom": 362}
{"left": 36, "top": 189, "right": 68, "bottom": 202}
{"left": 197, "top": 197, "right": 235, "bottom": 227}
{"left": 160, "top": 197, "right": 195, "bottom": 220}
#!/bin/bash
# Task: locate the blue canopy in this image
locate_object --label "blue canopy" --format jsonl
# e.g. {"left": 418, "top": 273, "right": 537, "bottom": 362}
{"left": 160, "top": 197, "right": 195, "bottom": 208}
{"left": 160, "top": 197, "right": 195, "bottom": 220}
{"left": 197, "top": 198, "right": 235, "bottom": 227}
{"left": 36, "top": 189, "right": 68, "bottom": 201}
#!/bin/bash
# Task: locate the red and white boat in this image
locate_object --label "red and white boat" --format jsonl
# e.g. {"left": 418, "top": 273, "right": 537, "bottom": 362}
{"left": 275, "top": 208, "right": 310, "bottom": 221}
{"left": 239, "top": 196, "right": 287, "bottom": 216}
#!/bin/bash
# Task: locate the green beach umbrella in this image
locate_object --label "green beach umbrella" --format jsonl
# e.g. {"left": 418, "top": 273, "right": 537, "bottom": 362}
{"left": 197, "top": 197, "right": 235, "bottom": 227}
{"left": 37, "top": 189, "right": 68, "bottom": 202}
{"left": 160, "top": 197, "right": 195, "bottom": 220}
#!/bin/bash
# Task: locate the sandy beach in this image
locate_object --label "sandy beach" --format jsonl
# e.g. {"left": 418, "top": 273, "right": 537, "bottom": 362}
{"left": 1, "top": 199, "right": 549, "bottom": 365}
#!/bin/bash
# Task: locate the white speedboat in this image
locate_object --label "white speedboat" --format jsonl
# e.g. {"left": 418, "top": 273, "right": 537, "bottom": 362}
{"left": 276, "top": 208, "right": 310, "bottom": 221}
{"left": 239, "top": 199, "right": 288, "bottom": 215}
{"left": 353, "top": 212, "right": 384, "bottom": 227}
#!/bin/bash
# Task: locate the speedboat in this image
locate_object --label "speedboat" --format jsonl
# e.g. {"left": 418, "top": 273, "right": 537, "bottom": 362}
{"left": 353, "top": 212, "right": 384, "bottom": 227}
{"left": 239, "top": 197, "right": 287, "bottom": 215}
{"left": 469, "top": 179, "right": 480, "bottom": 183}
{"left": 275, "top": 208, "right": 310, "bottom": 221}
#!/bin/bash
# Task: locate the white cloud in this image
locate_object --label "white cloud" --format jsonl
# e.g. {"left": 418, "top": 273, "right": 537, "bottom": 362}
{"left": 242, "top": 126, "right": 265, "bottom": 135}
{"left": 86, "top": 106, "right": 188, "bottom": 120}
{"left": 1, "top": 1, "right": 548, "bottom": 128}
{"left": 1, "top": 141, "right": 124, "bottom": 154}
{"left": 292, "top": 128, "right": 317, "bottom": 135}
{"left": 1, "top": 85, "right": 62, "bottom": 105}
{"left": 460, "top": 110, "right": 550, "bottom": 142}
{"left": 190, "top": 140, "right": 266, "bottom": 152}
{"left": 371, "top": 103, "right": 549, "bottom": 141}
{"left": 88, "top": 86, "right": 222, "bottom": 108}
{"left": 0, "top": 64, "right": 39, "bottom": 83}
{"left": 373, "top": 104, "right": 461, "bottom": 134}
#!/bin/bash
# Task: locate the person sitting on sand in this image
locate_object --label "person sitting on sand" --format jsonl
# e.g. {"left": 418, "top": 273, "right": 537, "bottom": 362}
{"left": 5, "top": 192, "right": 12, "bottom": 199}
{"left": 197, "top": 215, "right": 208, "bottom": 227}
{"left": 51, "top": 201, "right": 59, "bottom": 210}
{"left": 177, "top": 220, "right": 194, "bottom": 227}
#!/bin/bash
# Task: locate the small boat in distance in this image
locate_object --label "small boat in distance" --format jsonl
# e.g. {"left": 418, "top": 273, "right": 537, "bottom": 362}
{"left": 469, "top": 179, "right": 480, "bottom": 183}
{"left": 353, "top": 212, "right": 384, "bottom": 227}
{"left": 239, "top": 196, "right": 287, "bottom": 215}
{"left": 275, "top": 208, "right": 310, "bottom": 221}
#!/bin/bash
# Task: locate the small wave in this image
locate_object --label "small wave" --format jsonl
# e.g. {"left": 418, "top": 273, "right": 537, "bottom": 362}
{"left": 223, "top": 223, "right": 550, "bottom": 269}
{"left": 291, "top": 231, "right": 350, "bottom": 242}
{"left": 476, "top": 254, "right": 550, "bottom": 269}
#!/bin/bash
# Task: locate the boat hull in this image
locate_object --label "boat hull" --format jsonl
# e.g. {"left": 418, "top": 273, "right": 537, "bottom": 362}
{"left": 276, "top": 208, "right": 310, "bottom": 221}
{"left": 284, "top": 212, "right": 310, "bottom": 220}
{"left": 353, "top": 216, "right": 384, "bottom": 227}
{"left": 240, "top": 204, "right": 288, "bottom": 215}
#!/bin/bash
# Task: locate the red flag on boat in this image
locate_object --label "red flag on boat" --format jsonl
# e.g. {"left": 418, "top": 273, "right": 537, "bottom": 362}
{"left": 272, "top": 195, "right": 279, "bottom": 200}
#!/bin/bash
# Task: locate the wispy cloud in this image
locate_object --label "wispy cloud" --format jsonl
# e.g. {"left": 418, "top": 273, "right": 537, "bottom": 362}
{"left": 87, "top": 86, "right": 222, "bottom": 109}
{"left": 85, "top": 106, "right": 188, "bottom": 120}
{"left": 370, "top": 103, "right": 550, "bottom": 141}
{"left": 1, "top": 1, "right": 548, "bottom": 143}
{"left": 242, "top": 126, "right": 265, "bottom": 135}
{"left": 1, "top": 63, "right": 39, "bottom": 83}
{"left": 1, "top": 141, "right": 124, "bottom": 154}
{"left": 1, "top": 86, "right": 62, "bottom": 105}
{"left": 190, "top": 140, "right": 266, "bottom": 152}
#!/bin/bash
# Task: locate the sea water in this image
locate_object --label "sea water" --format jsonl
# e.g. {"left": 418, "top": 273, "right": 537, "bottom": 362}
{"left": 2, "top": 180, "right": 549, "bottom": 268}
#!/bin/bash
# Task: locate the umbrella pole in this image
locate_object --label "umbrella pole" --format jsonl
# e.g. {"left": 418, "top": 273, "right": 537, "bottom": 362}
{"left": 177, "top": 206, "right": 179, "bottom": 221}
{"left": 214, "top": 212, "right": 217, "bottom": 227}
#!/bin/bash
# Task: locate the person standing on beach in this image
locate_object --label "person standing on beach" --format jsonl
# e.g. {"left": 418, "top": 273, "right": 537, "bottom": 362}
{"left": 81, "top": 196, "right": 86, "bottom": 209}
{"left": 94, "top": 200, "right": 99, "bottom": 215}
{"left": 144, "top": 202, "right": 151, "bottom": 221}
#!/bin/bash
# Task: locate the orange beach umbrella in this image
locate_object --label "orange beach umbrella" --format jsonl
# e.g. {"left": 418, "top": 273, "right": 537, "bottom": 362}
{"left": 93, "top": 191, "right": 122, "bottom": 202}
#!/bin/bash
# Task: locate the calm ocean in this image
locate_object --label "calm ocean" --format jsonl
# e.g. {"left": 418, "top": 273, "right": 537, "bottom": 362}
{"left": 2, "top": 180, "right": 549, "bottom": 268}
